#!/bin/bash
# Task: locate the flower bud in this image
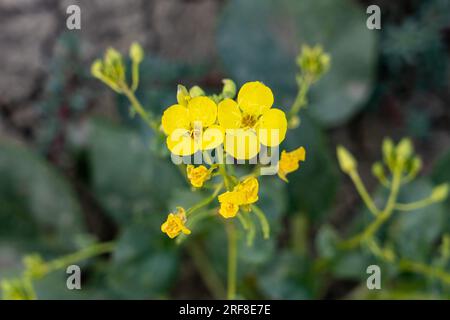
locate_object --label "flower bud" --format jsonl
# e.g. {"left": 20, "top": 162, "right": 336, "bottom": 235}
{"left": 337, "top": 146, "right": 357, "bottom": 174}
{"left": 372, "top": 162, "right": 387, "bottom": 185}
{"left": 430, "top": 183, "right": 449, "bottom": 202}
{"left": 222, "top": 79, "right": 237, "bottom": 99}
{"left": 396, "top": 138, "right": 413, "bottom": 165}
{"left": 129, "top": 42, "right": 144, "bottom": 64}
{"left": 382, "top": 138, "right": 395, "bottom": 170}
{"left": 177, "top": 85, "right": 190, "bottom": 106}
{"left": 91, "top": 59, "right": 103, "bottom": 79}
{"left": 189, "top": 85, "right": 205, "bottom": 98}
{"left": 296, "top": 45, "right": 330, "bottom": 82}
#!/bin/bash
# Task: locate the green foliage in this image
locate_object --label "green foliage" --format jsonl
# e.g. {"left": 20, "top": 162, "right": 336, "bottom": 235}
{"left": 217, "top": 0, "right": 376, "bottom": 126}
{"left": 0, "top": 141, "right": 84, "bottom": 249}
{"left": 87, "top": 120, "right": 184, "bottom": 224}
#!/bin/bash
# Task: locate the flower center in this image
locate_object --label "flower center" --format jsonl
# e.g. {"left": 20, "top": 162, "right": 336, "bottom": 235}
{"left": 241, "top": 114, "right": 258, "bottom": 129}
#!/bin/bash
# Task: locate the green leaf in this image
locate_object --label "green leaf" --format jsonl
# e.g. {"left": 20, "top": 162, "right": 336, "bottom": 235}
{"left": 0, "top": 141, "right": 84, "bottom": 250}
{"left": 88, "top": 120, "right": 183, "bottom": 224}
{"left": 107, "top": 223, "right": 179, "bottom": 298}
{"left": 217, "top": 0, "right": 376, "bottom": 126}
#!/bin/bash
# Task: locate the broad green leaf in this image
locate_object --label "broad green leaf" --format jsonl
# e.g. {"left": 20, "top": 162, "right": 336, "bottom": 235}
{"left": 0, "top": 141, "right": 83, "bottom": 250}
{"left": 88, "top": 120, "right": 183, "bottom": 224}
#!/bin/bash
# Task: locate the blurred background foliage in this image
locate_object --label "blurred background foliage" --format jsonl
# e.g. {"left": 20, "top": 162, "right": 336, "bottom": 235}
{"left": 0, "top": 0, "right": 449, "bottom": 299}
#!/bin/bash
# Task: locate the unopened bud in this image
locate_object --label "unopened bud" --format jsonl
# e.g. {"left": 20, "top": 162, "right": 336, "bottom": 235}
{"left": 337, "top": 146, "right": 357, "bottom": 174}
{"left": 430, "top": 183, "right": 449, "bottom": 202}
{"left": 222, "top": 79, "right": 237, "bottom": 99}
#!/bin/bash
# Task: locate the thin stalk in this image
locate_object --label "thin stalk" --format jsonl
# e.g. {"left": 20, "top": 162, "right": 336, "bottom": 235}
{"left": 186, "top": 183, "right": 223, "bottom": 217}
{"left": 226, "top": 222, "right": 238, "bottom": 300}
{"left": 46, "top": 242, "right": 115, "bottom": 273}
{"left": 187, "top": 242, "right": 226, "bottom": 299}
{"left": 349, "top": 171, "right": 380, "bottom": 216}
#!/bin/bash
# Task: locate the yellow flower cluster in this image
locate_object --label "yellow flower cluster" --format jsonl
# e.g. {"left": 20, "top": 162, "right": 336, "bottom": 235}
{"left": 161, "top": 207, "right": 191, "bottom": 239}
{"left": 161, "top": 81, "right": 288, "bottom": 159}
{"left": 218, "top": 177, "right": 259, "bottom": 218}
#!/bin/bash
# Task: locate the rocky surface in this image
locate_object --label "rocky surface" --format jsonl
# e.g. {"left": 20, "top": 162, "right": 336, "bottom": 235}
{"left": 0, "top": 0, "right": 221, "bottom": 105}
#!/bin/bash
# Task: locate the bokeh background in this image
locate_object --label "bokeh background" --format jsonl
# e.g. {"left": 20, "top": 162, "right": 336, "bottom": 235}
{"left": 0, "top": 0, "right": 449, "bottom": 299}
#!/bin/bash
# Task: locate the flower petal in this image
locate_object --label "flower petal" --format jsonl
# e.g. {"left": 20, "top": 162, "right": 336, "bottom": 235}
{"left": 202, "top": 125, "right": 224, "bottom": 150}
{"left": 188, "top": 96, "right": 217, "bottom": 128}
{"left": 218, "top": 98, "right": 242, "bottom": 129}
{"left": 258, "top": 108, "right": 287, "bottom": 146}
{"left": 224, "top": 129, "right": 260, "bottom": 160}
{"left": 166, "top": 129, "right": 199, "bottom": 156}
{"left": 237, "top": 81, "right": 273, "bottom": 115}
{"left": 161, "top": 104, "right": 190, "bottom": 135}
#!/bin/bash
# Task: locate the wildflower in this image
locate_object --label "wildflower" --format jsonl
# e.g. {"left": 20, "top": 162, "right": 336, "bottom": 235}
{"left": 217, "top": 177, "right": 259, "bottom": 218}
{"left": 161, "top": 207, "right": 191, "bottom": 239}
{"left": 187, "top": 165, "right": 211, "bottom": 188}
{"left": 235, "top": 177, "right": 259, "bottom": 204}
{"left": 277, "top": 147, "right": 306, "bottom": 182}
{"left": 219, "top": 201, "right": 240, "bottom": 219}
{"left": 162, "top": 96, "right": 223, "bottom": 156}
{"left": 218, "top": 81, "right": 287, "bottom": 159}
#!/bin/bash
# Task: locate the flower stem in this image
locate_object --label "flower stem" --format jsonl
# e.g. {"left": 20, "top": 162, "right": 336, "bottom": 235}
{"left": 226, "top": 222, "right": 238, "bottom": 300}
{"left": 398, "top": 259, "right": 450, "bottom": 285}
{"left": 394, "top": 197, "right": 435, "bottom": 212}
{"left": 120, "top": 84, "right": 160, "bottom": 133}
{"left": 349, "top": 170, "right": 379, "bottom": 216}
{"left": 288, "top": 76, "right": 310, "bottom": 120}
{"left": 186, "top": 183, "right": 223, "bottom": 217}
{"left": 187, "top": 241, "right": 226, "bottom": 299}
{"left": 45, "top": 241, "right": 115, "bottom": 273}
{"left": 340, "top": 167, "right": 402, "bottom": 249}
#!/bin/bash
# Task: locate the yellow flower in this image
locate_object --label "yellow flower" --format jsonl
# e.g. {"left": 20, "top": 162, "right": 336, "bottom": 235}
{"left": 217, "top": 177, "right": 259, "bottom": 218}
{"left": 187, "top": 165, "right": 211, "bottom": 188}
{"left": 161, "top": 207, "right": 191, "bottom": 239}
{"left": 218, "top": 82, "right": 287, "bottom": 160}
{"left": 278, "top": 147, "right": 306, "bottom": 182}
{"left": 219, "top": 201, "right": 240, "bottom": 219}
{"left": 162, "top": 96, "right": 224, "bottom": 156}
{"left": 234, "top": 177, "right": 259, "bottom": 204}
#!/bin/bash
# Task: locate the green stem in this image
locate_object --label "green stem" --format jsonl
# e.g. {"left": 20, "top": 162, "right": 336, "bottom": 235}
{"left": 251, "top": 205, "right": 270, "bottom": 239}
{"left": 219, "top": 163, "right": 232, "bottom": 191}
{"left": 226, "top": 222, "right": 238, "bottom": 300}
{"left": 398, "top": 259, "right": 450, "bottom": 285}
{"left": 45, "top": 241, "right": 115, "bottom": 273}
{"left": 186, "top": 183, "right": 223, "bottom": 217}
{"left": 394, "top": 198, "right": 435, "bottom": 212}
{"left": 288, "top": 76, "right": 310, "bottom": 120}
{"left": 187, "top": 242, "right": 226, "bottom": 298}
{"left": 349, "top": 171, "right": 379, "bottom": 216}
{"left": 340, "top": 168, "right": 402, "bottom": 249}
{"left": 121, "top": 85, "right": 160, "bottom": 133}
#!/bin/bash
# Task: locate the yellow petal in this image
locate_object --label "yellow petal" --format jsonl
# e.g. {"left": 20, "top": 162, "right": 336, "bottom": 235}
{"left": 202, "top": 125, "right": 224, "bottom": 150}
{"left": 237, "top": 81, "right": 273, "bottom": 115}
{"left": 224, "top": 129, "right": 260, "bottom": 160}
{"left": 166, "top": 129, "right": 199, "bottom": 156}
{"left": 188, "top": 96, "right": 217, "bottom": 128}
{"left": 161, "top": 104, "right": 190, "bottom": 135}
{"left": 258, "top": 108, "right": 287, "bottom": 147}
{"left": 218, "top": 98, "right": 242, "bottom": 129}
